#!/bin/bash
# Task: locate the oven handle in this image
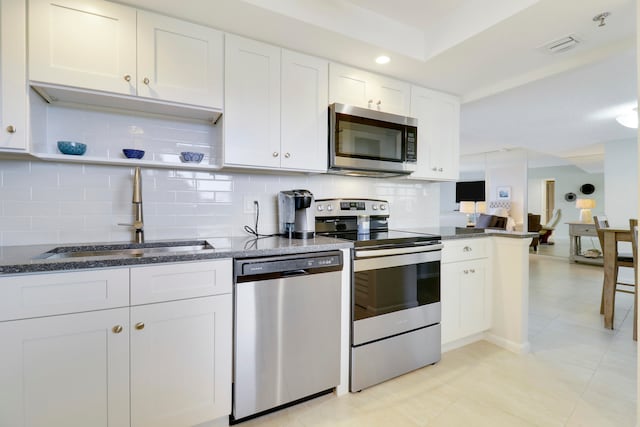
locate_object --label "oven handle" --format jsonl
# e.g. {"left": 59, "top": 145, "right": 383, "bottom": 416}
{"left": 354, "top": 249, "right": 441, "bottom": 272}
{"left": 355, "top": 242, "right": 442, "bottom": 258}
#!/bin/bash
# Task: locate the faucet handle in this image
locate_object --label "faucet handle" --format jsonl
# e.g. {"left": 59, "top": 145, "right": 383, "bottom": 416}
{"left": 118, "top": 221, "right": 143, "bottom": 229}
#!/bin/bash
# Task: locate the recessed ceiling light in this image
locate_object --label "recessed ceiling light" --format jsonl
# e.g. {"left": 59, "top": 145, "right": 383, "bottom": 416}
{"left": 375, "top": 55, "right": 390, "bottom": 65}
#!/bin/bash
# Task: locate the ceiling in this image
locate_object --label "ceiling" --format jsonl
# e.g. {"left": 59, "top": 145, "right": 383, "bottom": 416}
{"left": 117, "top": 0, "right": 637, "bottom": 171}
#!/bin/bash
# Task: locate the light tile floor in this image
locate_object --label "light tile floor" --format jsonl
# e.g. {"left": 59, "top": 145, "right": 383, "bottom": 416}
{"left": 240, "top": 254, "right": 637, "bottom": 427}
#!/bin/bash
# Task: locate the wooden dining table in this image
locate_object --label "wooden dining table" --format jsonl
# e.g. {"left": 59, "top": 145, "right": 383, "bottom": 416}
{"left": 602, "top": 227, "right": 632, "bottom": 329}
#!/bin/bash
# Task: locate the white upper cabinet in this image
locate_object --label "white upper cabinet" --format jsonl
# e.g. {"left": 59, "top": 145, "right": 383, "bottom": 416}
{"left": 329, "top": 63, "right": 410, "bottom": 116}
{"left": 29, "top": 0, "right": 137, "bottom": 95}
{"left": 409, "top": 85, "right": 460, "bottom": 181}
{"left": 0, "top": 0, "right": 27, "bottom": 151}
{"left": 29, "top": 0, "right": 223, "bottom": 111}
{"left": 136, "top": 10, "right": 223, "bottom": 108}
{"left": 224, "top": 34, "right": 328, "bottom": 172}
{"left": 280, "top": 49, "right": 328, "bottom": 172}
{"left": 224, "top": 34, "right": 281, "bottom": 169}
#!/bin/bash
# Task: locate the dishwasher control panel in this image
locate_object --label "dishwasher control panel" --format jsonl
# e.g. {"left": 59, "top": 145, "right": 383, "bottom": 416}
{"left": 236, "top": 251, "right": 343, "bottom": 278}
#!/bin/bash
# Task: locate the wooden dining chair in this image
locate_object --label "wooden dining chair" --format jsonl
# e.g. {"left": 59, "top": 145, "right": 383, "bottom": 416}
{"left": 630, "top": 219, "right": 638, "bottom": 341}
{"left": 593, "top": 216, "right": 635, "bottom": 316}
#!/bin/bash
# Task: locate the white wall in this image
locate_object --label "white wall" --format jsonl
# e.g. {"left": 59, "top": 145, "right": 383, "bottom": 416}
{"left": 485, "top": 151, "right": 527, "bottom": 230}
{"left": 527, "top": 165, "right": 604, "bottom": 239}
{"left": 604, "top": 138, "right": 638, "bottom": 228}
{"left": 0, "top": 106, "right": 441, "bottom": 246}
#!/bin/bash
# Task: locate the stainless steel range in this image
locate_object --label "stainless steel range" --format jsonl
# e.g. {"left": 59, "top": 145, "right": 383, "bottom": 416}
{"left": 315, "top": 198, "right": 442, "bottom": 391}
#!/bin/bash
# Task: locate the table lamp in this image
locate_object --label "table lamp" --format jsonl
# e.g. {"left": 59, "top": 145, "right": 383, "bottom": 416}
{"left": 459, "top": 201, "right": 476, "bottom": 226}
{"left": 576, "top": 198, "right": 596, "bottom": 223}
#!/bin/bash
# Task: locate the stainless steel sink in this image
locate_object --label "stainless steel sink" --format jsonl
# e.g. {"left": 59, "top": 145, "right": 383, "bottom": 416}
{"left": 36, "top": 240, "right": 215, "bottom": 260}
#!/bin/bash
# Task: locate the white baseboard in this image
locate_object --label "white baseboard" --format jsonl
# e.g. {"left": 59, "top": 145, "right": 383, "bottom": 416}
{"left": 442, "top": 332, "right": 485, "bottom": 353}
{"left": 485, "top": 333, "right": 531, "bottom": 354}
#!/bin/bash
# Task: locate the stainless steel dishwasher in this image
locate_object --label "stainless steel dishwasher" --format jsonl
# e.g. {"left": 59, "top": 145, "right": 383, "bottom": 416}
{"left": 231, "top": 251, "right": 343, "bottom": 423}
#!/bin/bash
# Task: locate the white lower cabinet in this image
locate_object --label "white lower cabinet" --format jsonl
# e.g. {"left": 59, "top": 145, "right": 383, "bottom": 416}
{"left": 441, "top": 240, "right": 491, "bottom": 345}
{"left": 131, "top": 295, "right": 232, "bottom": 427}
{"left": 0, "top": 308, "right": 130, "bottom": 427}
{"left": 0, "top": 260, "right": 233, "bottom": 427}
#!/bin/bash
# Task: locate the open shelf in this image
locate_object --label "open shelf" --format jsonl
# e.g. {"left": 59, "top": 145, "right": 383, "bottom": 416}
{"left": 31, "top": 152, "right": 221, "bottom": 171}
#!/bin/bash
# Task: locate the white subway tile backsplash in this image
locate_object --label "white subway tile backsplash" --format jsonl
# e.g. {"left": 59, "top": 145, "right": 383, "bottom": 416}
{"left": 0, "top": 188, "right": 31, "bottom": 201}
{"left": 196, "top": 180, "right": 233, "bottom": 192}
{"left": 0, "top": 217, "right": 31, "bottom": 232}
{"left": 0, "top": 107, "right": 441, "bottom": 246}
{"left": 4, "top": 201, "right": 59, "bottom": 217}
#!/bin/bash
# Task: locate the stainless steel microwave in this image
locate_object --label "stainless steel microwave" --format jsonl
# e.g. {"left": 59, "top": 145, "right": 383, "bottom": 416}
{"left": 329, "top": 103, "right": 418, "bottom": 177}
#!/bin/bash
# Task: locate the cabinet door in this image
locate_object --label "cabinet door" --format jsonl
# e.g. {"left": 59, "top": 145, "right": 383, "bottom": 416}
{"left": 0, "top": 0, "right": 27, "bottom": 151}
{"left": 281, "top": 49, "right": 328, "bottom": 172}
{"left": 441, "top": 259, "right": 490, "bottom": 345}
{"left": 374, "top": 74, "right": 410, "bottom": 116}
{"left": 137, "top": 11, "right": 223, "bottom": 108}
{"left": 329, "top": 63, "right": 410, "bottom": 115}
{"left": 409, "top": 86, "right": 460, "bottom": 181}
{"left": 0, "top": 308, "right": 130, "bottom": 427}
{"left": 441, "top": 262, "right": 462, "bottom": 344}
{"left": 29, "top": 0, "right": 136, "bottom": 95}
{"left": 459, "top": 259, "right": 490, "bottom": 336}
{"left": 224, "top": 34, "right": 281, "bottom": 168}
{"left": 329, "top": 63, "right": 374, "bottom": 110}
{"left": 130, "top": 295, "right": 232, "bottom": 427}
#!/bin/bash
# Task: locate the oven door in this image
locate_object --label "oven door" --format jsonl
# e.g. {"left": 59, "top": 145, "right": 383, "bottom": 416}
{"left": 352, "top": 246, "right": 441, "bottom": 346}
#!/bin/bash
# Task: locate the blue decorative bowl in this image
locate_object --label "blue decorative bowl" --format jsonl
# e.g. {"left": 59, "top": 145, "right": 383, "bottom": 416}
{"left": 123, "top": 149, "right": 145, "bottom": 159}
{"left": 180, "top": 151, "right": 204, "bottom": 163}
{"left": 57, "top": 141, "right": 87, "bottom": 156}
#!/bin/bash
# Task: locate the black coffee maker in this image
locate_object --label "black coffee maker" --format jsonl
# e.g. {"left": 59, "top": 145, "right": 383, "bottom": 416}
{"left": 277, "top": 189, "right": 315, "bottom": 239}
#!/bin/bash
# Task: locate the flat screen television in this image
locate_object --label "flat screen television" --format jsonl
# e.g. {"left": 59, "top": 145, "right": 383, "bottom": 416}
{"left": 455, "top": 180, "right": 486, "bottom": 203}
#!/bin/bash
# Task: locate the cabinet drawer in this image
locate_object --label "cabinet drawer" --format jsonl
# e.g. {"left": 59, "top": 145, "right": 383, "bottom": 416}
{"left": 442, "top": 238, "right": 488, "bottom": 263}
{"left": 0, "top": 268, "right": 129, "bottom": 321}
{"left": 130, "top": 259, "right": 232, "bottom": 305}
{"left": 570, "top": 224, "right": 597, "bottom": 237}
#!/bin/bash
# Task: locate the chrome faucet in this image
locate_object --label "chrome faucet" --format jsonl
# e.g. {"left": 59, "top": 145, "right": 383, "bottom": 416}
{"left": 119, "top": 167, "right": 144, "bottom": 243}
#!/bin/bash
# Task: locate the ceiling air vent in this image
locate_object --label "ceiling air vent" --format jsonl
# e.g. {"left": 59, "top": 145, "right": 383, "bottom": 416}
{"left": 540, "top": 35, "right": 581, "bottom": 54}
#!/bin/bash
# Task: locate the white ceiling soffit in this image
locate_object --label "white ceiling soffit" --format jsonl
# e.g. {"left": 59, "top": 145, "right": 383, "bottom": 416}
{"left": 242, "top": 0, "right": 539, "bottom": 62}
{"left": 460, "top": 48, "right": 637, "bottom": 158}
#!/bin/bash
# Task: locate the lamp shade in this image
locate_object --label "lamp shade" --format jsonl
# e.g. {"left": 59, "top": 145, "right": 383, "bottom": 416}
{"left": 576, "top": 198, "right": 596, "bottom": 209}
{"left": 459, "top": 201, "right": 476, "bottom": 214}
{"left": 475, "top": 201, "right": 487, "bottom": 214}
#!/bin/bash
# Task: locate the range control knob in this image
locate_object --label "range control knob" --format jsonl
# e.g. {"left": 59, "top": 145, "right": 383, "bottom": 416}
{"left": 380, "top": 204, "right": 387, "bottom": 211}
{"left": 372, "top": 205, "right": 378, "bottom": 210}
{"left": 317, "top": 205, "right": 324, "bottom": 211}
{"left": 327, "top": 205, "right": 333, "bottom": 211}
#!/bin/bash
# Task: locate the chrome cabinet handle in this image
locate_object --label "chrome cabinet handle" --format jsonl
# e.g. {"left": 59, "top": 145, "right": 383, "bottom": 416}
{"left": 112, "top": 325, "right": 123, "bottom": 334}
{"left": 284, "top": 152, "right": 291, "bottom": 158}
{"left": 124, "top": 74, "right": 131, "bottom": 82}
{"left": 376, "top": 100, "right": 382, "bottom": 106}
{"left": 432, "top": 167, "right": 438, "bottom": 171}
{"left": 438, "top": 168, "right": 443, "bottom": 172}
{"left": 470, "top": 269, "right": 476, "bottom": 273}
{"left": 463, "top": 269, "right": 469, "bottom": 274}
{"left": 272, "top": 152, "right": 279, "bottom": 157}
{"left": 6, "top": 125, "right": 16, "bottom": 133}
{"left": 463, "top": 246, "right": 472, "bottom": 252}
{"left": 143, "top": 77, "right": 150, "bottom": 85}
{"left": 135, "top": 322, "right": 145, "bottom": 330}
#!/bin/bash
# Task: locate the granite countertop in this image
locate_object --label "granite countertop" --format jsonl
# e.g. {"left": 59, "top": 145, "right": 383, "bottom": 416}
{"left": 0, "top": 236, "right": 353, "bottom": 275}
{"left": 396, "top": 227, "right": 539, "bottom": 241}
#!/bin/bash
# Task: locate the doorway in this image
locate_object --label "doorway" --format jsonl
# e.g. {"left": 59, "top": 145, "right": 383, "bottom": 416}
{"left": 544, "top": 179, "right": 555, "bottom": 224}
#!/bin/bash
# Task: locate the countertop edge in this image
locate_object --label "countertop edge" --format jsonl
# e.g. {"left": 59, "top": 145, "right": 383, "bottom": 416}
{"left": 0, "top": 238, "right": 353, "bottom": 276}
